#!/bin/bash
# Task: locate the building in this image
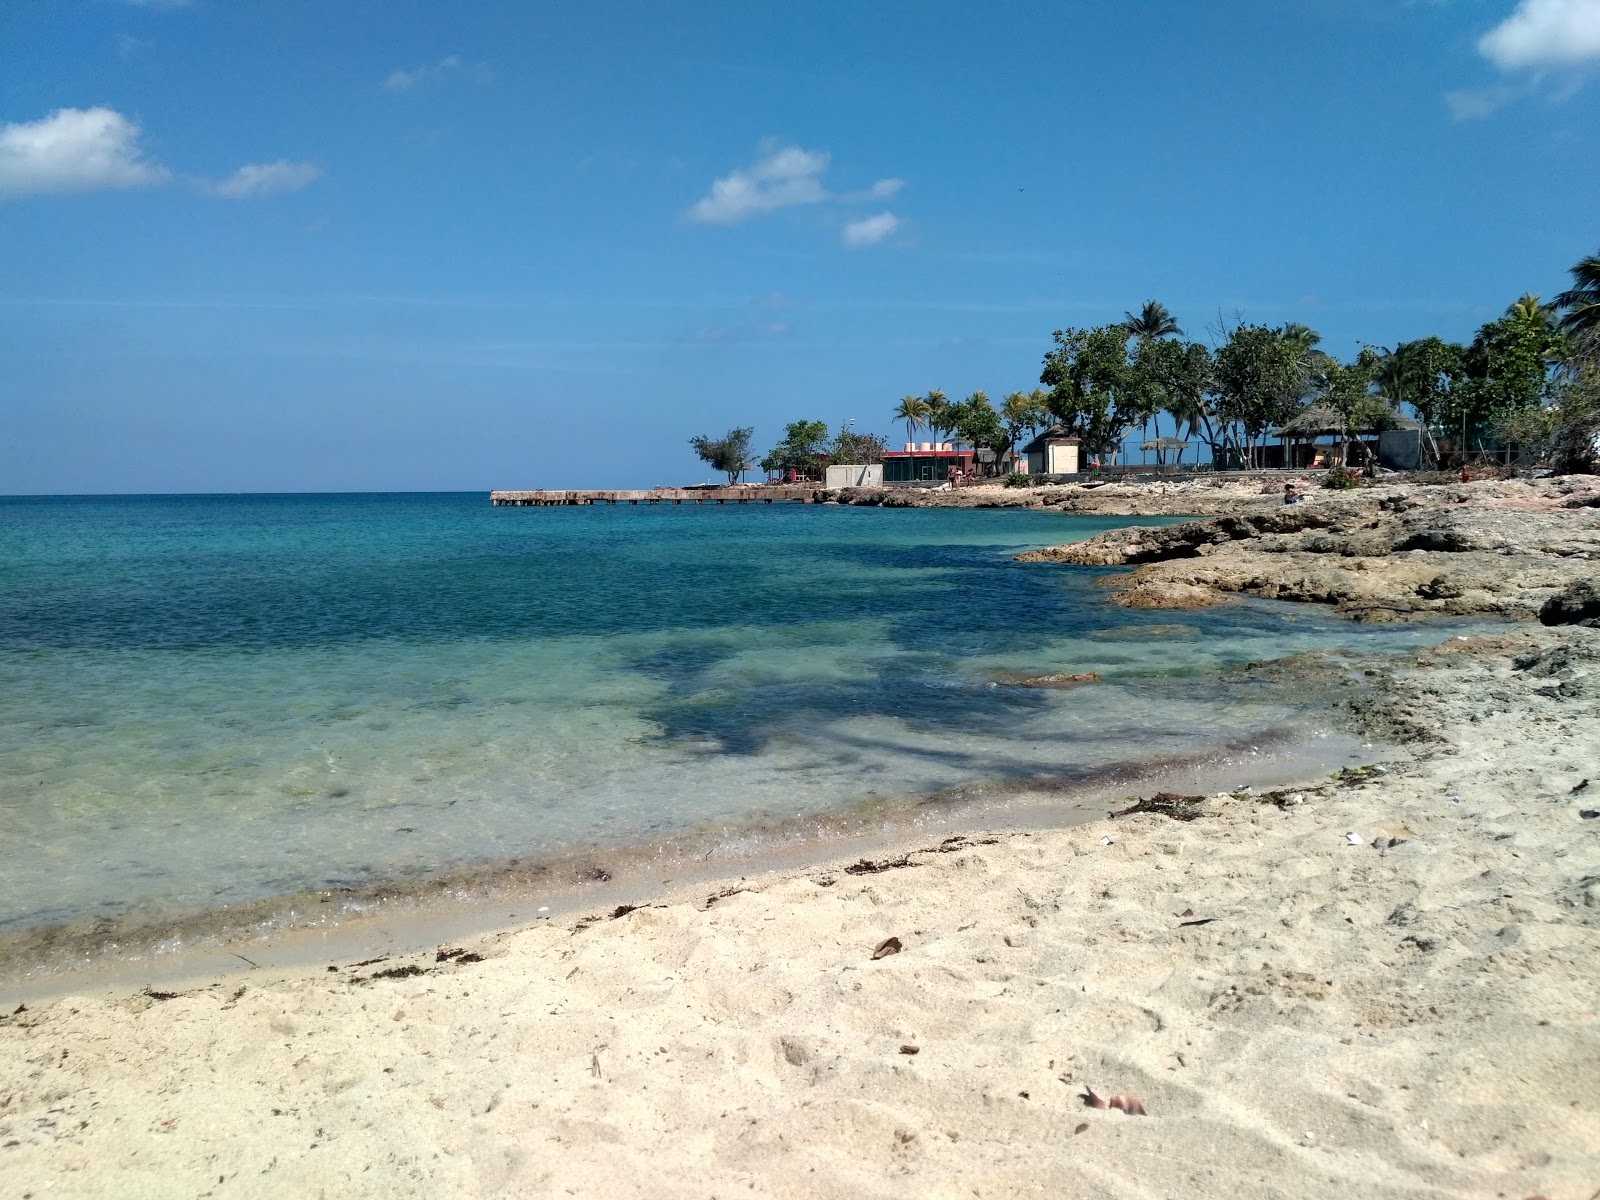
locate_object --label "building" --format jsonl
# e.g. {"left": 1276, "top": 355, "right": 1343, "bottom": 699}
{"left": 1022, "top": 426, "right": 1081, "bottom": 476}
{"left": 823, "top": 463, "right": 884, "bottom": 488}
{"left": 1274, "top": 406, "right": 1423, "bottom": 470}
{"left": 882, "top": 442, "right": 977, "bottom": 484}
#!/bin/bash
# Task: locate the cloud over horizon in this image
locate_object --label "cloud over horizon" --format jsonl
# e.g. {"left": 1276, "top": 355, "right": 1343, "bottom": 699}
{"left": 0, "top": 107, "right": 170, "bottom": 201}
{"left": 207, "top": 159, "right": 322, "bottom": 199}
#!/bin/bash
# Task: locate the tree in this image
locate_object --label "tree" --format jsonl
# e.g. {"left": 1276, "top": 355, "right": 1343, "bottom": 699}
{"left": 688, "top": 427, "right": 755, "bottom": 484}
{"left": 829, "top": 428, "right": 889, "bottom": 464}
{"left": 1040, "top": 325, "right": 1140, "bottom": 463}
{"left": 951, "top": 392, "right": 1005, "bottom": 467}
{"left": 891, "top": 394, "right": 932, "bottom": 445}
{"left": 1212, "top": 323, "right": 1312, "bottom": 467}
{"left": 1131, "top": 336, "right": 1214, "bottom": 463}
{"left": 923, "top": 390, "right": 955, "bottom": 443}
{"left": 1118, "top": 301, "right": 1181, "bottom": 456}
{"left": 1311, "top": 347, "right": 1393, "bottom": 468}
{"left": 1554, "top": 248, "right": 1600, "bottom": 362}
{"left": 998, "top": 390, "right": 1048, "bottom": 466}
{"left": 1121, "top": 300, "right": 1182, "bottom": 340}
{"left": 1550, "top": 359, "right": 1600, "bottom": 473}
{"left": 759, "top": 420, "right": 831, "bottom": 478}
{"left": 1454, "top": 294, "right": 1568, "bottom": 451}
{"left": 1374, "top": 337, "right": 1464, "bottom": 466}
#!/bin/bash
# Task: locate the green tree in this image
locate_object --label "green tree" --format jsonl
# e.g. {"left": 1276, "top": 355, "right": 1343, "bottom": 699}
{"left": 1121, "top": 300, "right": 1182, "bottom": 339}
{"left": 1117, "top": 302, "right": 1181, "bottom": 456}
{"left": 1374, "top": 337, "right": 1464, "bottom": 466}
{"left": 1454, "top": 294, "right": 1569, "bottom": 451}
{"left": 1131, "top": 336, "right": 1214, "bottom": 463}
{"left": 998, "top": 390, "right": 1048, "bottom": 466}
{"left": 1312, "top": 347, "right": 1394, "bottom": 468}
{"left": 688, "top": 427, "right": 755, "bottom": 484}
{"left": 951, "top": 391, "right": 1005, "bottom": 467}
{"left": 759, "top": 420, "right": 831, "bottom": 478}
{"left": 891, "top": 394, "right": 932, "bottom": 445}
{"left": 923, "top": 390, "right": 955, "bottom": 443}
{"left": 1040, "top": 325, "right": 1140, "bottom": 463}
{"left": 829, "top": 428, "right": 888, "bottom": 464}
{"left": 1554, "top": 248, "right": 1600, "bottom": 362}
{"left": 1550, "top": 359, "right": 1600, "bottom": 473}
{"left": 1212, "top": 324, "right": 1312, "bottom": 467}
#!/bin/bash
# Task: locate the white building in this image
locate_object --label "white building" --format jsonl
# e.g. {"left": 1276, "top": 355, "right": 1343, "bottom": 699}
{"left": 1023, "top": 426, "right": 1081, "bottom": 476}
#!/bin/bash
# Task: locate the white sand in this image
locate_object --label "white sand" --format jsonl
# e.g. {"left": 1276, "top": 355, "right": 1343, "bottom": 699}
{"left": 3, "top": 630, "right": 1597, "bottom": 1199}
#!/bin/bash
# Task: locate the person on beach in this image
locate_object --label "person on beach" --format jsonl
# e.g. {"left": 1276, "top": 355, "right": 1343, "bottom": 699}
{"left": 1283, "top": 482, "right": 1301, "bottom": 505}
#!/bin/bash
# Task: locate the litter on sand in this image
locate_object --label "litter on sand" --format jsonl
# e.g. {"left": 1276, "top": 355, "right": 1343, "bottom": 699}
{"left": 1345, "top": 832, "right": 1365, "bottom": 845}
{"left": 1100, "top": 835, "right": 1114, "bottom": 846}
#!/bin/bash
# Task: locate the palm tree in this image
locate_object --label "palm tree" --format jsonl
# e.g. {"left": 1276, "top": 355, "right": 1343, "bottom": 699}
{"left": 1277, "top": 322, "right": 1322, "bottom": 351}
{"left": 1554, "top": 250, "right": 1600, "bottom": 351}
{"left": 1508, "top": 292, "right": 1555, "bottom": 328}
{"left": 892, "top": 394, "right": 931, "bottom": 445}
{"left": 1121, "top": 300, "right": 1182, "bottom": 340}
{"left": 923, "top": 389, "right": 953, "bottom": 443}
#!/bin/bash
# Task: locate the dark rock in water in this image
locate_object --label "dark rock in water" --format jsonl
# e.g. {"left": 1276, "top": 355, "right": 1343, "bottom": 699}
{"left": 1539, "top": 579, "right": 1600, "bottom": 628}
{"left": 992, "top": 671, "right": 1101, "bottom": 688}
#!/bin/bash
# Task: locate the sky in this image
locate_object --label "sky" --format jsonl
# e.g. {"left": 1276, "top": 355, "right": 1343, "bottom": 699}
{"left": 3, "top": 0, "right": 1599, "bottom": 494}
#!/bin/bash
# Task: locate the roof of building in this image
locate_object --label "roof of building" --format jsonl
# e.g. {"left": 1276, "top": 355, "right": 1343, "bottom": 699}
{"left": 1274, "top": 405, "right": 1421, "bottom": 438}
{"left": 1021, "top": 425, "right": 1081, "bottom": 453}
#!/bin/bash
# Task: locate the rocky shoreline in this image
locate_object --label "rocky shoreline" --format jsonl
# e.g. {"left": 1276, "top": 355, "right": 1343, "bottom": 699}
{"left": 1005, "top": 474, "right": 1600, "bottom": 622}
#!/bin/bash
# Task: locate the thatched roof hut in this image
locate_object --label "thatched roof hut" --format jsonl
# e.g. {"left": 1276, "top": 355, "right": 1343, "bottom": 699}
{"left": 1274, "top": 405, "right": 1419, "bottom": 439}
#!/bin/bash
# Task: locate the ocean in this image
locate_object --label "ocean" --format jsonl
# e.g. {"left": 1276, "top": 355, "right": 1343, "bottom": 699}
{"left": 0, "top": 493, "right": 1468, "bottom": 971}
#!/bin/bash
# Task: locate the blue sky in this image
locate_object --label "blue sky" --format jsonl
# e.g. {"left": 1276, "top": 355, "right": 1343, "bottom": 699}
{"left": 3, "top": 0, "right": 1598, "bottom": 493}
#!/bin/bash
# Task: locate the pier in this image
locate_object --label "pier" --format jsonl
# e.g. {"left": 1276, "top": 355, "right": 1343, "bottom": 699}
{"left": 490, "top": 485, "right": 825, "bottom": 506}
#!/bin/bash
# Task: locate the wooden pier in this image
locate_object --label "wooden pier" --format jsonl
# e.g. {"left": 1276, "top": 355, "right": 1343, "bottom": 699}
{"left": 490, "top": 486, "right": 825, "bottom": 507}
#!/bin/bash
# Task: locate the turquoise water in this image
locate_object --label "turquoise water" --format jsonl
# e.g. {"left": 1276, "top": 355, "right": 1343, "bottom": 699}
{"left": 0, "top": 493, "right": 1462, "bottom": 941}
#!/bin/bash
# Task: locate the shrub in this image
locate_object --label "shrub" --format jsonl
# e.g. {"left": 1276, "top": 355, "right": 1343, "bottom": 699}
{"left": 1003, "top": 472, "right": 1035, "bottom": 488}
{"left": 1323, "top": 466, "right": 1363, "bottom": 489}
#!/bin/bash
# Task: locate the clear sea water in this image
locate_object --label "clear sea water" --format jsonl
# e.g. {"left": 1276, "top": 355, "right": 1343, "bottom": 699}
{"left": 0, "top": 493, "right": 1465, "bottom": 947}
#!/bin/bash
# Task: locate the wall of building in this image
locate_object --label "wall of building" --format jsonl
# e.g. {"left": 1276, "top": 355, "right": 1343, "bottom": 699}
{"left": 824, "top": 463, "right": 884, "bottom": 489}
{"left": 1048, "top": 442, "right": 1079, "bottom": 474}
{"left": 1378, "top": 430, "right": 1422, "bottom": 471}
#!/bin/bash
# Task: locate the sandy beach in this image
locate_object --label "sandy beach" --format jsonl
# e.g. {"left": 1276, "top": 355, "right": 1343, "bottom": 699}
{"left": 3, "top": 479, "right": 1598, "bottom": 1199}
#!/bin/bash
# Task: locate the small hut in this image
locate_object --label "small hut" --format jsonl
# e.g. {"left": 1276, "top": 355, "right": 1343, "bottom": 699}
{"left": 1275, "top": 406, "right": 1421, "bottom": 469}
{"left": 1022, "top": 425, "right": 1081, "bottom": 475}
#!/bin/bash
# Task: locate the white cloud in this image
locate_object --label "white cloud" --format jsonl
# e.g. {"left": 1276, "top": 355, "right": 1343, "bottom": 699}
{"left": 868, "top": 177, "right": 904, "bottom": 199}
{"left": 384, "top": 54, "right": 463, "bottom": 92}
{"left": 1479, "top": 0, "right": 1600, "bottom": 68}
{"left": 0, "top": 107, "right": 170, "bottom": 201}
{"left": 1445, "top": 84, "right": 1521, "bottom": 118}
{"left": 841, "top": 211, "right": 899, "bottom": 249}
{"left": 208, "top": 160, "right": 322, "bottom": 199}
{"left": 685, "top": 144, "right": 831, "bottom": 224}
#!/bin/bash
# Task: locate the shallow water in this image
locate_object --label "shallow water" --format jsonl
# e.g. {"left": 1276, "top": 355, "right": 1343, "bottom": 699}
{"left": 0, "top": 493, "right": 1474, "bottom": 946}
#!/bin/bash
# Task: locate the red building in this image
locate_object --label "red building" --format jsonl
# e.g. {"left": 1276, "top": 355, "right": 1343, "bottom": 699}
{"left": 882, "top": 441, "right": 977, "bottom": 484}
